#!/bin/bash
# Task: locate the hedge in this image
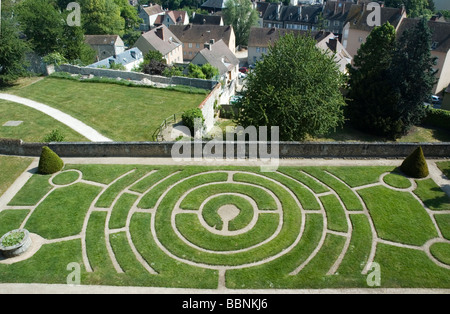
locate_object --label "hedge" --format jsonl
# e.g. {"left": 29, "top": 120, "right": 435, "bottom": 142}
{"left": 422, "top": 108, "right": 450, "bottom": 131}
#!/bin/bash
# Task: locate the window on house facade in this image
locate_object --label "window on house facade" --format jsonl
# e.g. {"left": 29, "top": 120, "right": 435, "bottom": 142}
{"left": 188, "top": 43, "right": 192, "bottom": 48}
{"left": 196, "top": 43, "right": 200, "bottom": 48}
{"left": 256, "top": 47, "right": 261, "bottom": 53}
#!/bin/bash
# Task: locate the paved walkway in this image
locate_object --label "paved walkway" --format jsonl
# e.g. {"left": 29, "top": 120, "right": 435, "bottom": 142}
{"left": 0, "top": 93, "right": 112, "bottom": 142}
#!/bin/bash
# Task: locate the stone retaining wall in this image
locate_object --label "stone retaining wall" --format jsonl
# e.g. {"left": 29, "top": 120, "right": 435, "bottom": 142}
{"left": 1, "top": 139, "right": 449, "bottom": 159}
{"left": 56, "top": 64, "right": 218, "bottom": 90}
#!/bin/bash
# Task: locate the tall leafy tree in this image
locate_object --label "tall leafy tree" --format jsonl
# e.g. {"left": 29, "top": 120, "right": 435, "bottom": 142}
{"left": 223, "top": 0, "right": 258, "bottom": 47}
{"left": 16, "top": 0, "right": 65, "bottom": 56}
{"left": 79, "top": 0, "right": 125, "bottom": 35}
{"left": 234, "top": 33, "right": 346, "bottom": 141}
{"left": 390, "top": 18, "right": 437, "bottom": 129}
{"left": 347, "top": 20, "right": 437, "bottom": 139}
{"left": 0, "top": 1, "right": 30, "bottom": 85}
{"left": 346, "top": 22, "right": 398, "bottom": 137}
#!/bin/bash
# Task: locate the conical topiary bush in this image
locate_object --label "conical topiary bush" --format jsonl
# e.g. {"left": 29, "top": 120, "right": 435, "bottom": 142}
{"left": 38, "top": 146, "right": 64, "bottom": 175}
{"left": 400, "top": 146, "right": 429, "bottom": 178}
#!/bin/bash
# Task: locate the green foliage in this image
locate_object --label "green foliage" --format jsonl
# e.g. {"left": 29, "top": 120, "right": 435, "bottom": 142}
{"left": 384, "top": 0, "right": 434, "bottom": 18}
{"left": 347, "top": 20, "right": 436, "bottom": 139}
{"left": 200, "top": 63, "right": 219, "bottom": 80}
{"left": 78, "top": 0, "right": 125, "bottom": 35}
{"left": 401, "top": 146, "right": 429, "bottom": 178}
{"left": 182, "top": 108, "right": 204, "bottom": 133}
{"left": 43, "top": 129, "right": 66, "bottom": 142}
{"left": 43, "top": 52, "right": 68, "bottom": 66}
{"left": 16, "top": 0, "right": 64, "bottom": 56}
{"left": 234, "top": 33, "right": 346, "bottom": 141}
{"left": 38, "top": 146, "right": 64, "bottom": 175}
{"left": 15, "top": 0, "right": 95, "bottom": 64}
{"left": 223, "top": 0, "right": 259, "bottom": 47}
{"left": 1, "top": 230, "right": 25, "bottom": 247}
{"left": 143, "top": 50, "right": 166, "bottom": 64}
{"left": 422, "top": 108, "right": 450, "bottom": 131}
{"left": 187, "top": 64, "right": 206, "bottom": 79}
{"left": 0, "top": 11, "right": 30, "bottom": 86}
{"left": 347, "top": 23, "right": 398, "bottom": 138}
{"left": 140, "top": 50, "right": 167, "bottom": 75}
{"left": 163, "top": 66, "right": 184, "bottom": 77}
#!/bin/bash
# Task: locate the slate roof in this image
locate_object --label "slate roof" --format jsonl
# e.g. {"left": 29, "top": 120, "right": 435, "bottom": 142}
{"left": 248, "top": 27, "right": 329, "bottom": 47}
{"left": 135, "top": 25, "right": 182, "bottom": 56}
{"left": 344, "top": 3, "right": 405, "bottom": 32}
{"left": 85, "top": 35, "right": 121, "bottom": 46}
{"left": 88, "top": 47, "right": 143, "bottom": 68}
{"left": 322, "top": 0, "right": 353, "bottom": 22}
{"left": 263, "top": 3, "right": 322, "bottom": 24}
{"left": 141, "top": 4, "right": 164, "bottom": 16}
{"left": 201, "top": 0, "right": 226, "bottom": 10}
{"left": 193, "top": 39, "right": 239, "bottom": 75}
{"left": 191, "top": 13, "right": 223, "bottom": 25}
{"left": 169, "top": 24, "right": 234, "bottom": 46}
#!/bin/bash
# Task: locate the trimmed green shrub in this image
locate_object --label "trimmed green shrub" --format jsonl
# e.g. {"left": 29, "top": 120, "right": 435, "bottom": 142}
{"left": 43, "top": 129, "right": 65, "bottom": 142}
{"left": 38, "top": 146, "right": 64, "bottom": 175}
{"left": 422, "top": 108, "right": 450, "bottom": 131}
{"left": 400, "top": 146, "right": 429, "bottom": 178}
{"left": 182, "top": 108, "right": 204, "bottom": 134}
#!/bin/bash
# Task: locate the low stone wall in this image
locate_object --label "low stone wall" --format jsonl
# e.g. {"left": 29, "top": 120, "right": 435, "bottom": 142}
{"left": 56, "top": 64, "right": 218, "bottom": 90}
{"left": 1, "top": 139, "right": 449, "bottom": 159}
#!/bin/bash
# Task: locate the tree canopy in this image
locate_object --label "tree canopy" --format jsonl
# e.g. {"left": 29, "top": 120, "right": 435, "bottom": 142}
{"left": 347, "top": 20, "right": 437, "bottom": 139}
{"left": 234, "top": 33, "right": 346, "bottom": 141}
{"left": 223, "top": 0, "right": 259, "bottom": 47}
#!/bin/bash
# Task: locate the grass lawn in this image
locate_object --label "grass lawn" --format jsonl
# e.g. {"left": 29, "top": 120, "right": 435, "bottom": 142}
{"left": 0, "top": 155, "right": 32, "bottom": 197}
{"left": 2, "top": 77, "right": 207, "bottom": 142}
{"left": 1, "top": 164, "right": 450, "bottom": 289}
{"left": 0, "top": 99, "right": 88, "bottom": 142}
{"left": 437, "top": 161, "right": 450, "bottom": 179}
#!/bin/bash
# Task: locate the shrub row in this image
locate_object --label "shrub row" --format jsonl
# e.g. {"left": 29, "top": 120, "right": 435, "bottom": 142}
{"left": 423, "top": 108, "right": 450, "bottom": 131}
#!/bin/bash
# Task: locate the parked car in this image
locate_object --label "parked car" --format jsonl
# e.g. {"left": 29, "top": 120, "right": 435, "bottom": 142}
{"left": 239, "top": 67, "right": 248, "bottom": 74}
{"left": 238, "top": 72, "right": 247, "bottom": 79}
{"left": 431, "top": 95, "right": 442, "bottom": 104}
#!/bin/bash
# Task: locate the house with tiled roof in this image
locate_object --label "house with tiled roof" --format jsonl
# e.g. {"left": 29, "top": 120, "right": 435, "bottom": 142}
{"left": 247, "top": 27, "right": 352, "bottom": 73}
{"left": 84, "top": 35, "right": 126, "bottom": 61}
{"left": 342, "top": 3, "right": 406, "bottom": 57}
{"left": 321, "top": 0, "right": 353, "bottom": 35}
{"left": 191, "top": 13, "right": 224, "bottom": 26}
{"left": 87, "top": 47, "right": 143, "bottom": 71}
{"left": 397, "top": 18, "right": 450, "bottom": 95}
{"left": 169, "top": 24, "right": 236, "bottom": 61}
{"left": 154, "top": 10, "right": 190, "bottom": 28}
{"left": 190, "top": 39, "right": 239, "bottom": 82}
{"left": 261, "top": 3, "right": 323, "bottom": 31}
{"left": 133, "top": 25, "right": 183, "bottom": 65}
{"left": 138, "top": 4, "right": 165, "bottom": 31}
{"left": 201, "top": 0, "right": 227, "bottom": 13}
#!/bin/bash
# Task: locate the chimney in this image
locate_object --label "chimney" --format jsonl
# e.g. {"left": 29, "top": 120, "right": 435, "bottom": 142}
{"left": 156, "top": 27, "right": 164, "bottom": 40}
{"left": 328, "top": 38, "right": 338, "bottom": 52}
{"left": 192, "top": 11, "right": 196, "bottom": 19}
{"left": 277, "top": 3, "right": 282, "bottom": 20}
{"left": 210, "top": 39, "right": 215, "bottom": 45}
{"left": 334, "top": 1, "right": 338, "bottom": 14}
{"left": 204, "top": 42, "right": 211, "bottom": 50}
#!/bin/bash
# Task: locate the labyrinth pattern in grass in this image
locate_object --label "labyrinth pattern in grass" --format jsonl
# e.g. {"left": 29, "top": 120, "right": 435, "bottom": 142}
{"left": 1, "top": 164, "right": 450, "bottom": 289}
